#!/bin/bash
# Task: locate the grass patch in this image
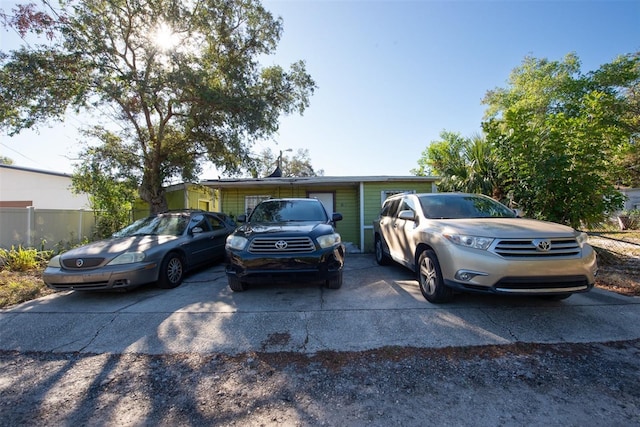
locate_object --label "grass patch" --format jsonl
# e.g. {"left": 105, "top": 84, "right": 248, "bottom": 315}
{"left": 0, "top": 269, "right": 56, "bottom": 308}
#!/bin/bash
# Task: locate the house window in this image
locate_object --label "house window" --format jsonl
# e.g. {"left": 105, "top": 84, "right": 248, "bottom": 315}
{"left": 245, "top": 195, "right": 271, "bottom": 216}
{"left": 380, "top": 190, "right": 415, "bottom": 205}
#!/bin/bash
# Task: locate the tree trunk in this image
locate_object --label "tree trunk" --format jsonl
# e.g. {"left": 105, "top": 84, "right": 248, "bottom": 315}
{"left": 139, "top": 172, "right": 168, "bottom": 215}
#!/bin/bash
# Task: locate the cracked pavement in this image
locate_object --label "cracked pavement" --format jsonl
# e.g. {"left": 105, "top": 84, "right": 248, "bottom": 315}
{"left": 1, "top": 254, "right": 640, "bottom": 355}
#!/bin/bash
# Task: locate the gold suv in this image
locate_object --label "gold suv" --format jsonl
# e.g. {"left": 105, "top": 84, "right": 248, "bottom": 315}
{"left": 373, "top": 193, "right": 597, "bottom": 303}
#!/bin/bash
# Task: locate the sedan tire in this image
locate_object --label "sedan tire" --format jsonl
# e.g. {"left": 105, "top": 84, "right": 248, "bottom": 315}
{"left": 418, "top": 249, "right": 454, "bottom": 304}
{"left": 157, "top": 253, "right": 185, "bottom": 289}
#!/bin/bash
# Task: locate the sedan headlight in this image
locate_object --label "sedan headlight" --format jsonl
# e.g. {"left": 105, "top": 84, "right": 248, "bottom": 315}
{"left": 108, "top": 252, "right": 145, "bottom": 265}
{"left": 317, "top": 233, "right": 341, "bottom": 249}
{"left": 444, "top": 234, "right": 494, "bottom": 250}
{"left": 47, "top": 255, "right": 61, "bottom": 268}
{"left": 226, "top": 235, "right": 248, "bottom": 251}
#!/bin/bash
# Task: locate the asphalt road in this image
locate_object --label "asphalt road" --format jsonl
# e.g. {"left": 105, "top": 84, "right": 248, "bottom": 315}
{"left": 1, "top": 254, "right": 640, "bottom": 355}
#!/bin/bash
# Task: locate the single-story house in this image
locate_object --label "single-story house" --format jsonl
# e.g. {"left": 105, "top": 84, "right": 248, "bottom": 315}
{"left": 199, "top": 176, "right": 439, "bottom": 253}
{"left": 1, "top": 166, "right": 438, "bottom": 251}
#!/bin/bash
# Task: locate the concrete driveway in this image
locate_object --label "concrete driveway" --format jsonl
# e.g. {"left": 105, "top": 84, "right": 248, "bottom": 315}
{"left": 1, "top": 254, "right": 639, "bottom": 355}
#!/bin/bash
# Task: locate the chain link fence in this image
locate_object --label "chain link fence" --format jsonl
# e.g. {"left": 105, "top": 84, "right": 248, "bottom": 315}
{"left": 586, "top": 216, "right": 640, "bottom": 279}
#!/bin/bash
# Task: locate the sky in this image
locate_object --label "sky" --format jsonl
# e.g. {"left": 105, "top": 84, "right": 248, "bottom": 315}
{"left": 0, "top": 0, "right": 639, "bottom": 179}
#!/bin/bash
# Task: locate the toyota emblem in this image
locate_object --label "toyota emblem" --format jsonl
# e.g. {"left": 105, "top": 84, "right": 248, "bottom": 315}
{"left": 534, "top": 239, "right": 551, "bottom": 252}
{"left": 274, "top": 240, "right": 288, "bottom": 250}
{"left": 76, "top": 258, "right": 84, "bottom": 267}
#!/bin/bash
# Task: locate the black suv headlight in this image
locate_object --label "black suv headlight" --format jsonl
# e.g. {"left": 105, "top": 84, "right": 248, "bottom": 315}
{"left": 316, "top": 233, "right": 341, "bottom": 249}
{"left": 226, "top": 235, "right": 248, "bottom": 250}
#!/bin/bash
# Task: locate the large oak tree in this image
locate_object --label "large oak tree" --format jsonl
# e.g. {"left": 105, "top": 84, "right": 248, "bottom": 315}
{"left": 0, "top": 0, "right": 316, "bottom": 213}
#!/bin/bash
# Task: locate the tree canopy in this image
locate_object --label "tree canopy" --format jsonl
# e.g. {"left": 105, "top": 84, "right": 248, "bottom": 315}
{"left": 412, "top": 131, "right": 502, "bottom": 199}
{"left": 0, "top": 0, "right": 316, "bottom": 214}
{"left": 482, "top": 52, "right": 638, "bottom": 227}
{"left": 415, "top": 52, "right": 639, "bottom": 228}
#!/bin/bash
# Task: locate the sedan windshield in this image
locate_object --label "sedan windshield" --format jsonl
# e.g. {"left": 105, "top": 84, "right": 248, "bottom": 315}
{"left": 249, "top": 200, "right": 328, "bottom": 222}
{"left": 418, "top": 195, "right": 516, "bottom": 219}
{"left": 113, "top": 215, "right": 189, "bottom": 237}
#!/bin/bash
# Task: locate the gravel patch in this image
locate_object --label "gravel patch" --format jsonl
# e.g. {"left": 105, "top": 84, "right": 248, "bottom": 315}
{"left": 1, "top": 340, "right": 639, "bottom": 426}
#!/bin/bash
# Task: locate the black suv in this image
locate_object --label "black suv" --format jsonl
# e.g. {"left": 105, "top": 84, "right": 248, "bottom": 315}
{"left": 225, "top": 198, "right": 345, "bottom": 291}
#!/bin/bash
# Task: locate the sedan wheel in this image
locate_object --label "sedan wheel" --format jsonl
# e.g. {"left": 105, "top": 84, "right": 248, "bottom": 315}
{"left": 157, "top": 253, "right": 184, "bottom": 289}
{"left": 418, "top": 250, "right": 453, "bottom": 303}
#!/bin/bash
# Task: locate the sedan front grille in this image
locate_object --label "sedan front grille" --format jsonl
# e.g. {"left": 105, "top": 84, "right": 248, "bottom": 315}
{"left": 492, "top": 238, "right": 581, "bottom": 258}
{"left": 249, "top": 237, "right": 316, "bottom": 254}
{"left": 62, "top": 257, "right": 105, "bottom": 269}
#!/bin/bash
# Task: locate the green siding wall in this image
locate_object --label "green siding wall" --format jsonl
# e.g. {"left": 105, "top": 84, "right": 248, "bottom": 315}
{"left": 165, "top": 189, "right": 185, "bottom": 209}
{"left": 332, "top": 186, "right": 359, "bottom": 250}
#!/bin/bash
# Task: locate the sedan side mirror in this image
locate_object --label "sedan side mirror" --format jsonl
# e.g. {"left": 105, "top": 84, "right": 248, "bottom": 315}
{"left": 332, "top": 213, "right": 343, "bottom": 222}
{"left": 190, "top": 226, "right": 204, "bottom": 235}
{"left": 237, "top": 214, "right": 247, "bottom": 223}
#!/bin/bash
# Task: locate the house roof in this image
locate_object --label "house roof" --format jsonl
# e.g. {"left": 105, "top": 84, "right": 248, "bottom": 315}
{"left": 201, "top": 175, "right": 439, "bottom": 188}
{"left": 0, "top": 163, "right": 71, "bottom": 178}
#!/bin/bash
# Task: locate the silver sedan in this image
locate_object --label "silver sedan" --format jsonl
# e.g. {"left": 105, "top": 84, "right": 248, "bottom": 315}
{"left": 43, "top": 210, "right": 235, "bottom": 291}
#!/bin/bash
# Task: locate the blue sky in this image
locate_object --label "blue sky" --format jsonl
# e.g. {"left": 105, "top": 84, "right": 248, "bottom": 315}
{"left": 1, "top": 0, "right": 639, "bottom": 177}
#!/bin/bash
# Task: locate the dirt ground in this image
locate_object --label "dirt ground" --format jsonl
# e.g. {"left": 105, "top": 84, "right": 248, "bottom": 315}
{"left": 1, "top": 339, "right": 639, "bottom": 426}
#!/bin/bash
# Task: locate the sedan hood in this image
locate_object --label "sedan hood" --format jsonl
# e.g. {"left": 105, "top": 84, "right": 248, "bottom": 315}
{"left": 60, "top": 235, "right": 179, "bottom": 259}
{"left": 434, "top": 218, "right": 579, "bottom": 238}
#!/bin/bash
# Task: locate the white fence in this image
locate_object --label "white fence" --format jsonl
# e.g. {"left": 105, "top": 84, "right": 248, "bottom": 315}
{"left": 0, "top": 207, "right": 97, "bottom": 251}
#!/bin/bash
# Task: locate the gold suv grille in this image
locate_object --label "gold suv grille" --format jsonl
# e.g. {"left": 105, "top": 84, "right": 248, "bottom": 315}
{"left": 493, "top": 238, "right": 580, "bottom": 258}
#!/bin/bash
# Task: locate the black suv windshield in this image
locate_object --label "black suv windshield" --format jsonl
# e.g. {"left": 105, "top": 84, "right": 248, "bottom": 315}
{"left": 417, "top": 194, "right": 516, "bottom": 219}
{"left": 249, "top": 200, "right": 328, "bottom": 222}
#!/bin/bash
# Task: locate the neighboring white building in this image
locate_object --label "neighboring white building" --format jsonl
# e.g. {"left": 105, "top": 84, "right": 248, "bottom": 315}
{"left": 620, "top": 187, "right": 640, "bottom": 212}
{"left": 0, "top": 164, "right": 90, "bottom": 209}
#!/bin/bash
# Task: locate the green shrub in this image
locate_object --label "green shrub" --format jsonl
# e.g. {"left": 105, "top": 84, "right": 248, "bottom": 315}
{"left": 0, "top": 246, "right": 51, "bottom": 272}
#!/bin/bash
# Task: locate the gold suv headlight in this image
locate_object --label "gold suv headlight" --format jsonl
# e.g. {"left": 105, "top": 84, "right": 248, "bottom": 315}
{"left": 576, "top": 232, "right": 589, "bottom": 248}
{"left": 444, "top": 234, "right": 494, "bottom": 250}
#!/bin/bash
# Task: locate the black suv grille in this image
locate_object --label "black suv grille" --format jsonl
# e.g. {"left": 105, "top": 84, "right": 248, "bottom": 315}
{"left": 249, "top": 237, "right": 316, "bottom": 254}
{"left": 492, "top": 238, "right": 581, "bottom": 258}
